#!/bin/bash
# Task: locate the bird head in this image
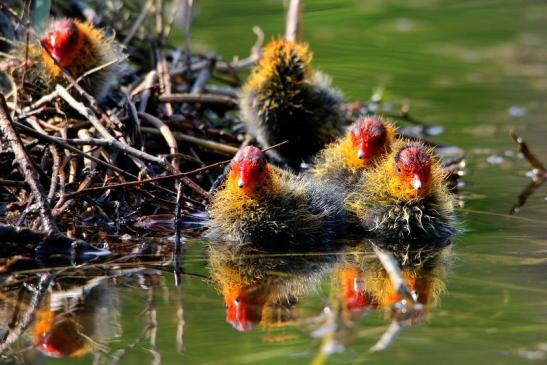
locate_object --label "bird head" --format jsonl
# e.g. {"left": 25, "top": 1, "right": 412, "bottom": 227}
{"left": 228, "top": 146, "right": 270, "bottom": 194}
{"left": 349, "top": 117, "right": 392, "bottom": 166}
{"left": 224, "top": 286, "right": 264, "bottom": 332}
{"left": 393, "top": 144, "right": 433, "bottom": 198}
{"left": 41, "top": 19, "right": 84, "bottom": 68}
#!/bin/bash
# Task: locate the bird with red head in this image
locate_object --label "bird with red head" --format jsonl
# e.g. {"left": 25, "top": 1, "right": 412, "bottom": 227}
{"left": 207, "top": 146, "right": 350, "bottom": 245}
{"left": 6, "top": 18, "right": 128, "bottom": 102}
{"left": 311, "top": 116, "right": 395, "bottom": 187}
{"left": 347, "top": 140, "right": 458, "bottom": 245}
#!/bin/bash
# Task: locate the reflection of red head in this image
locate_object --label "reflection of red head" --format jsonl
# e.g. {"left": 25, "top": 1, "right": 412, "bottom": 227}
{"left": 395, "top": 145, "right": 433, "bottom": 197}
{"left": 341, "top": 268, "right": 376, "bottom": 311}
{"left": 350, "top": 117, "right": 389, "bottom": 163}
{"left": 34, "top": 313, "right": 90, "bottom": 358}
{"left": 229, "top": 146, "right": 269, "bottom": 194}
{"left": 41, "top": 19, "right": 84, "bottom": 67}
{"left": 224, "top": 286, "right": 265, "bottom": 332}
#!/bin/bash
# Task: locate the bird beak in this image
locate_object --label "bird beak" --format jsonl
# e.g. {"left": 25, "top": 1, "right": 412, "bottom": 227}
{"left": 412, "top": 174, "right": 423, "bottom": 190}
{"left": 237, "top": 162, "right": 252, "bottom": 189}
{"left": 357, "top": 142, "right": 367, "bottom": 159}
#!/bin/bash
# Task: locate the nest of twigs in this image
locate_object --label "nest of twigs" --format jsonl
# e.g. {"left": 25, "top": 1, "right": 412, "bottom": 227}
{"left": 0, "top": 0, "right": 267, "bottom": 245}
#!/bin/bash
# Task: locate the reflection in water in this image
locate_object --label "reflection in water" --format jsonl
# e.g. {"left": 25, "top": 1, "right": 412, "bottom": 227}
{"left": 207, "top": 239, "right": 452, "bottom": 355}
{"left": 207, "top": 242, "right": 340, "bottom": 332}
{"left": 0, "top": 239, "right": 452, "bottom": 363}
{"left": 32, "top": 277, "right": 120, "bottom": 358}
{"left": 0, "top": 265, "right": 166, "bottom": 363}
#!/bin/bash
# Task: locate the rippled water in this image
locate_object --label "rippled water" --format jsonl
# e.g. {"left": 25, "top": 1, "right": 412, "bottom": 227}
{"left": 1, "top": 0, "right": 547, "bottom": 364}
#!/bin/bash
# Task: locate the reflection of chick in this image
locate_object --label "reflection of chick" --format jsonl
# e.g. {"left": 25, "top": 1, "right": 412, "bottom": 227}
{"left": 207, "top": 242, "right": 337, "bottom": 332}
{"left": 339, "top": 267, "right": 376, "bottom": 312}
{"left": 32, "top": 280, "right": 117, "bottom": 358}
{"left": 311, "top": 116, "right": 395, "bottom": 187}
{"left": 347, "top": 140, "right": 457, "bottom": 244}
{"left": 207, "top": 146, "right": 348, "bottom": 245}
{"left": 240, "top": 39, "right": 345, "bottom": 169}
{"left": 362, "top": 245, "right": 451, "bottom": 309}
{"left": 10, "top": 19, "right": 126, "bottom": 101}
{"left": 34, "top": 311, "right": 92, "bottom": 358}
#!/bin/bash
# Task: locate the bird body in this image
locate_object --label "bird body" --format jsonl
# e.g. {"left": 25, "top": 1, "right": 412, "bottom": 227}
{"left": 347, "top": 140, "right": 457, "bottom": 245}
{"left": 207, "top": 146, "right": 349, "bottom": 245}
{"left": 240, "top": 39, "right": 345, "bottom": 169}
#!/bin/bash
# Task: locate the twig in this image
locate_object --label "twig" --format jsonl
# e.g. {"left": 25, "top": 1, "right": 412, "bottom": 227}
{"left": 372, "top": 245, "right": 413, "bottom": 301}
{"left": 285, "top": 0, "right": 301, "bottom": 42}
{"left": 122, "top": 0, "right": 154, "bottom": 45}
{"left": 510, "top": 178, "right": 546, "bottom": 215}
{"left": 0, "top": 179, "right": 27, "bottom": 188}
{"left": 369, "top": 320, "right": 402, "bottom": 352}
{"left": 0, "top": 95, "right": 58, "bottom": 234}
{"left": 510, "top": 130, "right": 547, "bottom": 173}
{"left": 139, "top": 113, "right": 179, "bottom": 156}
{"left": 140, "top": 126, "right": 238, "bottom": 154}
{"left": 0, "top": 274, "right": 54, "bottom": 352}
{"left": 12, "top": 119, "right": 137, "bottom": 179}
{"left": 56, "top": 86, "right": 209, "bottom": 198}
{"left": 158, "top": 93, "right": 237, "bottom": 107}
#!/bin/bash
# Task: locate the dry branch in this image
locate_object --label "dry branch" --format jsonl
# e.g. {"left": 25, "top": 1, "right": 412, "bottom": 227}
{"left": 0, "top": 95, "right": 58, "bottom": 234}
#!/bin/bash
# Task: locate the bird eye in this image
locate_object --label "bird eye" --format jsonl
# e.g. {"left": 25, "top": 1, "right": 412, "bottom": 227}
{"left": 69, "top": 33, "right": 77, "bottom": 44}
{"left": 396, "top": 166, "right": 401, "bottom": 173}
{"left": 258, "top": 165, "right": 264, "bottom": 173}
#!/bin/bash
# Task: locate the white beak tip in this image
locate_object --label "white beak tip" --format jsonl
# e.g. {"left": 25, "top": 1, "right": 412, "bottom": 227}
{"left": 412, "top": 176, "right": 422, "bottom": 190}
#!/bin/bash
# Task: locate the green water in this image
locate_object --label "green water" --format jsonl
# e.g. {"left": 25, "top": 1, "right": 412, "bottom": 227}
{"left": 2, "top": 0, "right": 547, "bottom": 364}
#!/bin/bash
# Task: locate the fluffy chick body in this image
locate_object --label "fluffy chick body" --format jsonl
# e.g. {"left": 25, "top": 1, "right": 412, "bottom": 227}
{"left": 240, "top": 39, "right": 345, "bottom": 168}
{"left": 347, "top": 140, "right": 457, "bottom": 245}
{"left": 207, "top": 161, "right": 349, "bottom": 246}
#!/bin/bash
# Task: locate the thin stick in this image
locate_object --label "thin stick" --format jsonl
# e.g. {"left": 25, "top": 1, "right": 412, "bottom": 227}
{"left": 510, "top": 130, "right": 547, "bottom": 173}
{"left": 0, "top": 95, "right": 58, "bottom": 234}
{"left": 139, "top": 113, "right": 179, "bottom": 155}
{"left": 140, "top": 126, "right": 238, "bottom": 154}
{"left": 122, "top": 0, "right": 154, "bottom": 45}
{"left": 12, "top": 119, "right": 137, "bottom": 178}
{"left": 285, "top": 0, "right": 301, "bottom": 42}
{"left": 372, "top": 245, "right": 413, "bottom": 301}
{"left": 369, "top": 320, "right": 402, "bottom": 352}
{"left": 158, "top": 93, "right": 237, "bottom": 107}
{"left": 0, "top": 274, "right": 55, "bottom": 352}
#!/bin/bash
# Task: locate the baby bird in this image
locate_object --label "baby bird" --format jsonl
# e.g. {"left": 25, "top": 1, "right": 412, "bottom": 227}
{"left": 207, "top": 146, "right": 348, "bottom": 245}
{"left": 240, "top": 39, "right": 345, "bottom": 169}
{"left": 347, "top": 140, "right": 457, "bottom": 244}
{"left": 9, "top": 19, "right": 126, "bottom": 101}
{"left": 311, "top": 116, "right": 395, "bottom": 187}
